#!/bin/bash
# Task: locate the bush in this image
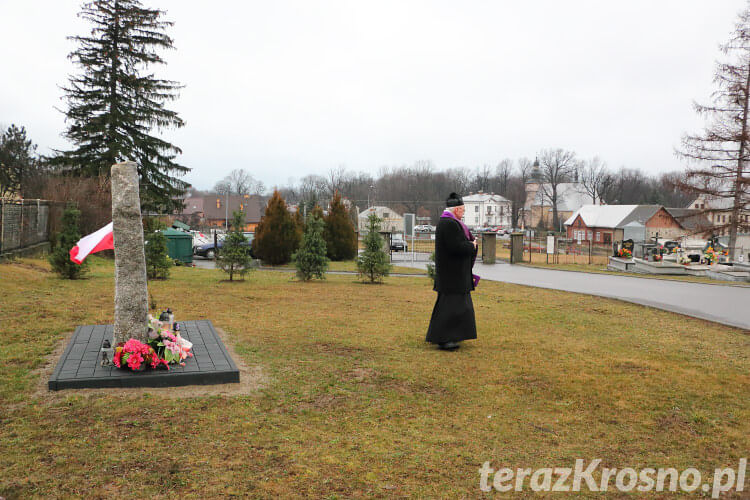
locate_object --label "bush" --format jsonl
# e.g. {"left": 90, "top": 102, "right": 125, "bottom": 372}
{"left": 218, "top": 211, "right": 254, "bottom": 281}
{"left": 49, "top": 203, "right": 87, "bottom": 279}
{"left": 356, "top": 214, "right": 391, "bottom": 283}
{"left": 294, "top": 212, "right": 329, "bottom": 281}
{"left": 252, "top": 190, "right": 301, "bottom": 265}
{"left": 426, "top": 251, "right": 436, "bottom": 284}
{"left": 324, "top": 191, "right": 357, "bottom": 261}
{"left": 144, "top": 217, "right": 171, "bottom": 280}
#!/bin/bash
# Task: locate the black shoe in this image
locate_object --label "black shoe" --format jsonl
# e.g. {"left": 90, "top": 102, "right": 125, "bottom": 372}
{"left": 438, "top": 341, "right": 460, "bottom": 350}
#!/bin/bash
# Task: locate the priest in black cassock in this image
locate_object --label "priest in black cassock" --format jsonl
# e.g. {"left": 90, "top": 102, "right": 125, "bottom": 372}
{"left": 426, "top": 192, "right": 479, "bottom": 350}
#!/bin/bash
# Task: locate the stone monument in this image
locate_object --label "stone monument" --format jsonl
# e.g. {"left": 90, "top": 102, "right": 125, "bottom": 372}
{"left": 111, "top": 161, "right": 149, "bottom": 344}
{"left": 48, "top": 163, "right": 242, "bottom": 388}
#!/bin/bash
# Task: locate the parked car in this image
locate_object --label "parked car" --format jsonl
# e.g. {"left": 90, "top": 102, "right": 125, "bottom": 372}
{"left": 415, "top": 224, "right": 435, "bottom": 232}
{"left": 194, "top": 233, "right": 254, "bottom": 259}
{"left": 390, "top": 234, "right": 408, "bottom": 252}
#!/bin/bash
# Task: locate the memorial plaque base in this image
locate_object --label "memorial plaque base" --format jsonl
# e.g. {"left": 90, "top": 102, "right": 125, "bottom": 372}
{"left": 48, "top": 320, "right": 239, "bottom": 390}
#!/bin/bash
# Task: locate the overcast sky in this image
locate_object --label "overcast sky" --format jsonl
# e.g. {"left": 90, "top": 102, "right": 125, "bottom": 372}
{"left": 1, "top": 0, "right": 747, "bottom": 190}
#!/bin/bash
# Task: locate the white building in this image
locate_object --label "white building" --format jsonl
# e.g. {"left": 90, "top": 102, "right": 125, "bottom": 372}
{"left": 462, "top": 191, "right": 512, "bottom": 229}
{"left": 358, "top": 206, "right": 404, "bottom": 232}
{"left": 689, "top": 194, "right": 750, "bottom": 235}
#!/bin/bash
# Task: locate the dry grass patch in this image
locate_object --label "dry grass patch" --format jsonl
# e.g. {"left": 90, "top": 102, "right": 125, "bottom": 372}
{"left": 0, "top": 257, "right": 748, "bottom": 498}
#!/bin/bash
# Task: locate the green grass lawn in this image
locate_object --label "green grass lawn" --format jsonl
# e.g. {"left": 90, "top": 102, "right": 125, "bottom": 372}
{"left": 1, "top": 257, "right": 748, "bottom": 498}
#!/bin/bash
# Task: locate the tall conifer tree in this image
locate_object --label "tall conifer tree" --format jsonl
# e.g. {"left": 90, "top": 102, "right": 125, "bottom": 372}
{"left": 218, "top": 211, "right": 254, "bottom": 281}
{"left": 57, "top": 0, "right": 188, "bottom": 213}
{"left": 356, "top": 214, "right": 391, "bottom": 283}
{"left": 294, "top": 212, "right": 329, "bottom": 281}
{"left": 253, "top": 190, "right": 301, "bottom": 265}
{"left": 323, "top": 191, "right": 357, "bottom": 261}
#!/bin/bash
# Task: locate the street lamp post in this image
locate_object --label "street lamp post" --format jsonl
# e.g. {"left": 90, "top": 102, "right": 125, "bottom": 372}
{"left": 225, "top": 190, "right": 229, "bottom": 230}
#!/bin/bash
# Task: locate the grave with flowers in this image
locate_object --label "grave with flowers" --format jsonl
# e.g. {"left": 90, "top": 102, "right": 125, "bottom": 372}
{"left": 48, "top": 162, "right": 239, "bottom": 390}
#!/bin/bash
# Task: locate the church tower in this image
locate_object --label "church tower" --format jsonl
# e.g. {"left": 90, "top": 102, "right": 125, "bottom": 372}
{"left": 528, "top": 157, "right": 542, "bottom": 184}
{"left": 523, "top": 157, "right": 543, "bottom": 228}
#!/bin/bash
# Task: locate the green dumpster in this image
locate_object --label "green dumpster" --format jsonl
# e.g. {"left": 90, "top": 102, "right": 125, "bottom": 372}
{"left": 172, "top": 220, "right": 190, "bottom": 231}
{"left": 161, "top": 228, "right": 193, "bottom": 264}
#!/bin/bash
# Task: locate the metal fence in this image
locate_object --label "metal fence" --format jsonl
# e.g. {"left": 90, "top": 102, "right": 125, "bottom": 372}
{"left": 0, "top": 199, "right": 59, "bottom": 255}
{"left": 514, "top": 236, "right": 612, "bottom": 265}
{"left": 365, "top": 231, "right": 613, "bottom": 266}
{"left": 357, "top": 231, "right": 486, "bottom": 264}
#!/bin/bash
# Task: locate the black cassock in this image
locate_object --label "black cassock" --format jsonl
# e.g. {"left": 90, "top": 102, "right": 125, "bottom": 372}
{"left": 426, "top": 216, "right": 478, "bottom": 345}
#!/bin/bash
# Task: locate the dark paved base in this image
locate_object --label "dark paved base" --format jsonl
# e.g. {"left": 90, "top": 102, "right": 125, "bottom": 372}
{"left": 48, "top": 320, "right": 240, "bottom": 390}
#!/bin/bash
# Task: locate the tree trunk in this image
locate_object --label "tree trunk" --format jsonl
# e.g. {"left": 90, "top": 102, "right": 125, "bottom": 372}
{"left": 728, "top": 63, "right": 750, "bottom": 261}
{"left": 551, "top": 186, "right": 559, "bottom": 231}
{"left": 107, "top": 1, "right": 121, "bottom": 175}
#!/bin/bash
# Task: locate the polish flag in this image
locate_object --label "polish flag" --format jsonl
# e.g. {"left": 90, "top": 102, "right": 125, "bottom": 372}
{"left": 69, "top": 222, "right": 114, "bottom": 264}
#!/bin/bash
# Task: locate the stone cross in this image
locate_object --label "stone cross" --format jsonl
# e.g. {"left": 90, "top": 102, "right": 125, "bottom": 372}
{"left": 111, "top": 161, "right": 149, "bottom": 344}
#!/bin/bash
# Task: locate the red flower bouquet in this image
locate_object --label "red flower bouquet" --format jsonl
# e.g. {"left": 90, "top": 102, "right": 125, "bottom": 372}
{"left": 112, "top": 314, "right": 194, "bottom": 372}
{"left": 113, "top": 339, "right": 169, "bottom": 371}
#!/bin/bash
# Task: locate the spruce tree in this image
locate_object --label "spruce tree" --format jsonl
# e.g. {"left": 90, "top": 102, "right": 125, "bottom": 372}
{"left": 310, "top": 204, "right": 325, "bottom": 221}
{"left": 56, "top": 0, "right": 188, "bottom": 213}
{"left": 324, "top": 191, "right": 357, "bottom": 261}
{"left": 49, "top": 204, "right": 87, "bottom": 279}
{"left": 0, "top": 124, "right": 39, "bottom": 198}
{"left": 293, "top": 212, "right": 329, "bottom": 281}
{"left": 144, "top": 217, "right": 171, "bottom": 279}
{"left": 252, "top": 190, "right": 301, "bottom": 265}
{"left": 218, "top": 211, "right": 254, "bottom": 281}
{"left": 356, "top": 214, "right": 391, "bottom": 283}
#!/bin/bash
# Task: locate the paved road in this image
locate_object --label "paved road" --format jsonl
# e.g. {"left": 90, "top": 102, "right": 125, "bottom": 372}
{"left": 399, "top": 260, "right": 750, "bottom": 331}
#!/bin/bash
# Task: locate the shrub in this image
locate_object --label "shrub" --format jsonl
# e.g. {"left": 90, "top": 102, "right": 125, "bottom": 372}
{"left": 144, "top": 217, "right": 171, "bottom": 280}
{"left": 218, "top": 211, "right": 254, "bottom": 281}
{"left": 293, "top": 212, "right": 329, "bottom": 281}
{"left": 49, "top": 203, "right": 87, "bottom": 279}
{"left": 324, "top": 191, "right": 357, "bottom": 261}
{"left": 426, "top": 251, "right": 436, "bottom": 284}
{"left": 356, "top": 214, "right": 391, "bottom": 283}
{"left": 252, "top": 190, "right": 301, "bottom": 265}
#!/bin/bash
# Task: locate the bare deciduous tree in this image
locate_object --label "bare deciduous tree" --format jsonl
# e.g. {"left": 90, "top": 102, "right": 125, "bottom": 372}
{"left": 326, "top": 165, "right": 348, "bottom": 198}
{"left": 580, "top": 156, "right": 610, "bottom": 204}
{"left": 215, "top": 169, "right": 266, "bottom": 197}
{"left": 538, "top": 148, "right": 578, "bottom": 229}
{"left": 472, "top": 164, "right": 493, "bottom": 192}
{"left": 677, "top": 6, "right": 750, "bottom": 259}
{"left": 495, "top": 158, "right": 513, "bottom": 195}
{"left": 213, "top": 179, "right": 231, "bottom": 196}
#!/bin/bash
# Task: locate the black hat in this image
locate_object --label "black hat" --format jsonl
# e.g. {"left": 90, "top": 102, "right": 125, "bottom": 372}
{"left": 446, "top": 192, "right": 464, "bottom": 207}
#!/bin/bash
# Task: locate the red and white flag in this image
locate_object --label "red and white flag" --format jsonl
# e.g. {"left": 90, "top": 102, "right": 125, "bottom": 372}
{"left": 69, "top": 222, "right": 114, "bottom": 264}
